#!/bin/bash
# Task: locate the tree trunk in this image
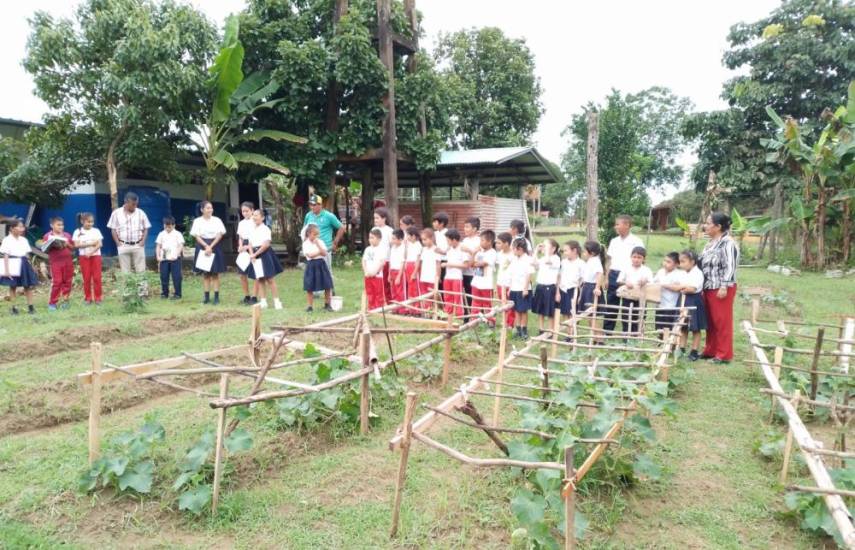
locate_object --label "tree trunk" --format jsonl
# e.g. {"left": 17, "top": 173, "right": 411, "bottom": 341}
{"left": 585, "top": 111, "right": 599, "bottom": 242}
{"left": 843, "top": 199, "right": 852, "bottom": 265}
{"left": 106, "top": 126, "right": 128, "bottom": 211}
{"left": 377, "top": 0, "right": 399, "bottom": 224}
{"left": 816, "top": 185, "right": 827, "bottom": 269}
{"left": 361, "top": 165, "right": 375, "bottom": 248}
{"left": 754, "top": 233, "right": 768, "bottom": 261}
{"left": 419, "top": 173, "right": 432, "bottom": 227}
{"left": 770, "top": 181, "right": 783, "bottom": 262}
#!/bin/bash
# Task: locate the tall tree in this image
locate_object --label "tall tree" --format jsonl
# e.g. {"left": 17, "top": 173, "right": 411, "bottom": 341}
{"left": 435, "top": 27, "right": 544, "bottom": 150}
{"left": 21, "top": 0, "right": 216, "bottom": 209}
{"left": 562, "top": 88, "right": 692, "bottom": 242}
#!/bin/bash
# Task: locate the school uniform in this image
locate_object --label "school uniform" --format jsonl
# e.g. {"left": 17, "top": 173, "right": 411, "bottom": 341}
{"left": 247, "top": 224, "right": 283, "bottom": 280}
{"left": 363, "top": 244, "right": 386, "bottom": 310}
{"left": 461, "top": 235, "right": 481, "bottom": 307}
{"left": 302, "top": 238, "right": 333, "bottom": 293}
{"left": 418, "top": 246, "right": 439, "bottom": 312}
{"left": 0, "top": 234, "right": 38, "bottom": 288}
{"left": 580, "top": 256, "right": 604, "bottom": 310}
{"left": 604, "top": 233, "right": 645, "bottom": 332}
{"left": 156, "top": 229, "right": 184, "bottom": 298}
{"left": 508, "top": 254, "right": 534, "bottom": 313}
{"left": 190, "top": 216, "right": 227, "bottom": 274}
{"left": 654, "top": 268, "right": 685, "bottom": 330}
{"left": 471, "top": 247, "right": 497, "bottom": 321}
{"left": 435, "top": 228, "right": 448, "bottom": 283}
{"left": 73, "top": 227, "right": 104, "bottom": 303}
{"left": 531, "top": 254, "right": 560, "bottom": 317}
{"left": 404, "top": 240, "right": 422, "bottom": 313}
{"left": 236, "top": 218, "right": 255, "bottom": 275}
{"left": 42, "top": 231, "right": 74, "bottom": 305}
{"left": 374, "top": 225, "right": 394, "bottom": 300}
{"left": 496, "top": 250, "right": 516, "bottom": 327}
{"left": 683, "top": 266, "right": 707, "bottom": 332}
{"left": 558, "top": 257, "right": 585, "bottom": 316}
{"left": 388, "top": 242, "right": 406, "bottom": 311}
{"left": 442, "top": 245, "right": 466, "bottom": 318}
{"left": 616, "top": 264, "right": 654, "bottom": 333}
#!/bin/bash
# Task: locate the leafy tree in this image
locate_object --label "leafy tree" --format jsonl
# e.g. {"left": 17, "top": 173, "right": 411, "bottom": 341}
{"left": 193, "top": 15, "right": 307, "bottom": 200}
{"left": 562, "top": 88, "right": 691, "bottom": 242}
{"left": 435, "top": 27, "right": 543, "bottom": 150}
{"left": 21, "top": 0, "right": 216, "bottom": 209}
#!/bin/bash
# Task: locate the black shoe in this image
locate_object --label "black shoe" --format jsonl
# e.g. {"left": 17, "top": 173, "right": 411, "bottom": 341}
{"left": 250, "top": 297, "right": 258, "bottom": 305}
{"left": 170, "top": 295, "right": 181, "bottom": 300}
{"left": 11, "top": 306, "right": 19, "bottom": 315}
{"left": 212, "top": 296, "right": 220, "bottom": 305}
{"left": 323, "top": 303, "right": 333, "bottom": 312}
{"left": 241, "top": 296, "right": 251, "bottom": 305}
{"left": 688, "top": 350, "right": 699, "bottom": 362}
{"left": 202, "top": 297, "right": 210, "bottom": 304}
{"left": 161, "top": 294, "right": 169, "bottom": 299}
{"left": 680, "top": 347, "right": 687, "bottom": 355}
{"left": 306, "top": 306, "right": 314, "bottom": 312}
{"left": 27, "top": 305, "right": 35, "bottom": 314}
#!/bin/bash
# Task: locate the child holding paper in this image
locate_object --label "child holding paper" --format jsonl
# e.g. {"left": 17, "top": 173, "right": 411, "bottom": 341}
{"left": 0, "top": 219, "right": 37, "bottom": 315}
{"left": 247, "top": 209, "right": 283, "bottom": 309}
{"left": 302, "top": 223, "right": 332, "bottom": 312}
{"left": 190, "top": 201, "right": 227, "bottom": 305}
{"left": 155, "top": 216, "right": 184, "bottom": 300}
{"left": 42, "top": 217, "right": 74, "bottom": 311}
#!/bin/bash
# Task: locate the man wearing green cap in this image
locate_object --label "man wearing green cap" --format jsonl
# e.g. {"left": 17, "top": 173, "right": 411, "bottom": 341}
{"left": 302, "top": 194, "right": 344, "bottom": 287}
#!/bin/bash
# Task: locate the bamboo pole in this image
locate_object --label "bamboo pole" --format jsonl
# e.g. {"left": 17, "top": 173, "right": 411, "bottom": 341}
{"left": 759, "top": 389, "right": 855, "bottom": 412}
{"left": 442, "top": 313, "right": 453, "bottom": 386}
{"left": 751, "top": 297, "right": 760, "bottom": 325}
{"left": 211, "top": 373, "right": 230, "bottom": 515}
{"left": 540, "top": 346, "right": 550, "bottom": 401}
{"left": 551, "top": 306, "right": 561, "bottom": 357}
{"left": 492, "top": 298, "right": 509, "bottom": 426}
{"left": 787, "top": 485, "right": 855, "bottom": 499}
{"left": 564, "top": 445, "right": 576, "bottom": 550}
{"left": 780, "top": 391, "right": 799, "bottom": 484}
{"left": 360, "top": 320, "right": 371, "bottom": 435}
{"left": 411, "top": 431, "right": 564, "bottom": 471}
{"left": 390, "top": 392, "right": 417, "bottom": 538}
{"left": 755, "top": 318, "right": 846, "bottom": 330}
{"left": 88, "top": 342, "right": 103, "bottom": 465}
{"left": 840, "top": 318, "right": 854, "bottom": 374}
{"left": 249, "top": 303, "right": 262, "bottom": 367}
{"left": 810, "top": 328, "right": 825, "bottom": 406}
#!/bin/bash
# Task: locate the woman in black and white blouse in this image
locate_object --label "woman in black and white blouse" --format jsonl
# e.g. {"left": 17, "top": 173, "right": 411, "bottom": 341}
{"left": 699, "top": 212, "right": 739, "bottom": 363}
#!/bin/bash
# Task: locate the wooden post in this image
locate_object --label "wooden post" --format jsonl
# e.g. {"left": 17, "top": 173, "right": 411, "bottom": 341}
{"left": 585, "top": 111, "right": 599, "bottom": 242}
{"left": 377, "top": 0, "right": 399, "bottom": 223}
{"left": 769, "top": 346, "right": 784, "bottom": 422}
{"left": 551, "top": 307, "right": 561, "bottom": 357}
{"left": 660, "top": 328, "right": 671, "bottom": 383}
{"left": 212, "top": 373, "right": 230, "bottom": 515}
{"left": 564, "top": 445, "right": 576, "bottom": 550}
{"left": 492, "top": 303, "right": 508, "bottom": 427}
{"left": 780, "top": 390, "right": 800, "bottom": 484}
{"left": 809, "top": 328, "right": 825, "bottom": 407}
{"left": 361, "top": 164, "right": 375, "bottom": 251}
{"left": 540, "top": 346, "right": 550, "bottom": 401}
{"left": 249, "top": 303, "right": 261, "bottom": 367}
{"left": 88, "top": 342, "right": 103, "bottom": 465}
{"left": 360, "top": 326, "right": 371, "bottom": 435}
{"left": 751, "top": 297, "right": 760, "bottom": 326}
{"left": 390, "top": 392, "right": 417, "bottom": 538}
{"left": 441, "top": 313, "right": 453, "bottom": 386}
{"left": 769, "top": 181, "right": 783, "bottom": 262}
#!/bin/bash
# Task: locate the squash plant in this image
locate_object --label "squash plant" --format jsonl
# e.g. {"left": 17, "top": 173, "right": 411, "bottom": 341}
{"left": 79, "top": 417, "right": 165, "bottom": 495}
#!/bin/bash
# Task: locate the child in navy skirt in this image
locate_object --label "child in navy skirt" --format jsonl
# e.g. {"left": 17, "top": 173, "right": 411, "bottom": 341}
{"left": 679, "top": 250, "right": 707, "bottom": 361}
{"left": 508, "top": 239, "right": 534, "bottom": 339}
{"left": 247, "top": 210, "right": 284, "bottom": 310}
{"left": 190, "top": 201, "right": 227, "bottom": 305}
{"left": 580, "top": 241, "right": 604, "bottom": 311}
{"left": 531, "top": 239, "right": 560, "bottom": 332}
{"left": 302, "top": 224, "right": 333, "bottom": 312}
{"left": 0, "top": 219, "right": 38, "bottom": 315}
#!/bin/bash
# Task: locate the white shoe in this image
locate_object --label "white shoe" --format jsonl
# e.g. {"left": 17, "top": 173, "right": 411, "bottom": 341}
{"left": 259, "top": 299, "right": 268, "bottom": 309}
{"left": 273, "top": 299, "right": 283, "bottom": 310}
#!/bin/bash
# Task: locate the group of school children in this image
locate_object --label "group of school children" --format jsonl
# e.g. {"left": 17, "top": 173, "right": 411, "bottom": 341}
{"left": 0, "top": 201, "right": 286, "bottom": 314}
{"left": 359, "top": 212, "right": 708, "bottom": 355}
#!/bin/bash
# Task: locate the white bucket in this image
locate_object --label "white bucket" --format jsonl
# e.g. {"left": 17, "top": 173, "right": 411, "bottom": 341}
{"left": 330, "top": 296, "right": 343, "bottom": 312}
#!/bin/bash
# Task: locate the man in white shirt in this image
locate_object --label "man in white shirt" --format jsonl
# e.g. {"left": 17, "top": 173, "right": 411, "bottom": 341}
{"left": 107, "top": 192, "right": 152, "bottom": 274}
{"left": 604, "top": 215, "right": 644, "bottom": 333}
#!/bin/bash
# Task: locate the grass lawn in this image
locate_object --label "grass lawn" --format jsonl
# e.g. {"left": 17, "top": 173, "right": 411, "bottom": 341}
{"left": 0, "top": 234, "right": 853, "bottom": 548}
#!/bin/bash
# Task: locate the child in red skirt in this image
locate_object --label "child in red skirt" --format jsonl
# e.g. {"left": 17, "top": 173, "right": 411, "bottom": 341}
{"left": 441, "top": 229, "right": 468, "bottom": 318}
{"left": 495, "top": 232, "right": 516, "bottom": 328}
{"left": 362, "top": 228, "right": 386, "bottom": 310}
{"left": 404, "top": 226, "right": 422, "bottom": 314}
{"left": 470, "top": 229, "right": 497, "bottom": 324}
{"left": 42, "top": 217, "right": 74, "bottom": 311}
{"left": 388, "top": 229, "right": 406, "bottom": 312}
{"left": 416, "top": 228, "right": 440, "bottom": 314}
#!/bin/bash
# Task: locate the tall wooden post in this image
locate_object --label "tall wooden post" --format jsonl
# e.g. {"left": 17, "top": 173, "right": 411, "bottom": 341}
{"left": 441, "top": 313, "right": 453, "bottom": 386}
{"left": 88, "top": 342, "right": 103, "bottom": 465}
{"left": 564, "top": 445, "right": 576, "bottom": 550}
{"left": 361, "top": 165, "right": 375, "bottom": 247}
{"left": 390, "top": 392, "right": 417, "bottom": 538}
{"left": 360, "top": 323, "right": 372, "bottom": 435}
{"left": 809, "top": 328, "right": 825, "bottom": 406}
{"left": 377, "top": 0, "right": 399, "bottom": 223}
{"left": 492, "top": 302, "right": 508, "bottom": 426}
{"left": 211, "top": 373, "right": 230, "bottom": 515}
{"left": 585, "top": 111, "right": 599, "bottom": 242}
{"left": 322, "top": 0, "right": 349, "bottom": 198}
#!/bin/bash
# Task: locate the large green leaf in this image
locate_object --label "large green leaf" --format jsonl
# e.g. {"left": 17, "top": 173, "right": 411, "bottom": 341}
{"left": 632, "top": 453, "right": 662, "bottom": 481}
{"left": 209, "top": 15, "right": 245, "bottom": 124}
{"left": 212, "top": 149, "right": 238, "bottom": 171}
{"left": 231, "top": 152, "right": 292, "bottom": 175}
{"left": 831, "top": 188, "right": 855, "bottom": 202}
{"left": 224, "top": 427, "right": 253, "bottom": 453}
{"left": 234, "top": 129, "right": 308, "bottom": 145}
{"left": 510, "top": 489, "right": 546, "bottom": 525}
{"left": 766, "top": 106, "right": 785, "bottom": 129}
{"left": 846, "top": 80, "right": 855, "bottom": 124}
{"left": 117, "top": 460, "right": 154, "bottom": 493}
{"left": 178, "top": 485, "right": 212, "bottom": 516}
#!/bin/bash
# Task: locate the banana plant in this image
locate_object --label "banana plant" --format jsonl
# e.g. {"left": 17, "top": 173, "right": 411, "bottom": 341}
{"left": 193, "top": 15, "right": 307, "bottom": 200}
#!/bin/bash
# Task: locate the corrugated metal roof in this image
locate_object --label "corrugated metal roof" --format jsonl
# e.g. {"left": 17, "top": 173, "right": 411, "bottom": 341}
{"left": 438, "top": 147, "right": 532, "bottom": 166}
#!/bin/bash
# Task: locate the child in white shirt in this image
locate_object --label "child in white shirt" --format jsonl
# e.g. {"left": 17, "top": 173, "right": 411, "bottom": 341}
{"left": 155, "top": 216, "right": 184, "bottom": 299}
{"left": 441, "top": 229, "right": 469, "bottom": 318}
{"left": 470, "top": 230, "right": 497, "bottom": 324}
{"left": 404, "top": 226, "right": 423, "bottom": 314}
{"left": 72, "top": 212, "right": 104, "bottom": 305}
{"left": 302, "top": 223, "right": 333, "bottom": 312}
{"left": 0, "top": 219, "right": 37, "bottom": 314}
{"left": 508, "top": 239, "right": 535, "bottom": 339}
{"left": 388, "top": 229, "right": 407, "bottom": 311}
{"left": 654, "top": 251, "right": 685, "bottom": 333}
{"left": 558, "top": 240, "right": 585, "bottom": 318}
{"left": 679, "top": 250, "right": 707, "bottom": 361}
{"left": 236, "top": 201, "right": 259, "bottom": 304}
{"left": 616, "top": 246, "right": 654, "bottom": 334}
{"left": 416, "top": 228, "right": 441, "bottom": 315}
{"left": 495, "top": 232, "right": 516, "bottom": 329}
{"left": 373, "top": 207, "right": 394, "bottom": 301}
{"left": 531, "top": 238, "right": 561, "bottom": 331}
{"left": 363, "top": 228, "right": 386, "bottom": 311}
{"left": 460, "top": 217, "right": 482, "bottom": 312}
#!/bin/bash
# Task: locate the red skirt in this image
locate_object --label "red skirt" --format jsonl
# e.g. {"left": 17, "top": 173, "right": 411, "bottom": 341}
{"left": 365, "top": 276, "right": 386, "bottom": 310}
{"left": 471, "top": 287, "right": 494, "bottom": 324}
{"left": 389, "top": 268, "right": 406, "bottom": 313}
{"left": 443, "top": 278, "right": 465, "bottom": 318}
{"left": 419, "top": 280, "right": 437, "bottom": 313}
{"left": 404, "top": 261, "right": 419, "bottom": 314}
{"left": 498, "top": 285, "right": 515, "bottom": 327}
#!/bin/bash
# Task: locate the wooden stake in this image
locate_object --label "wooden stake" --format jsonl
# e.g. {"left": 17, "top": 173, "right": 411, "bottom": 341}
{"left": 390, "top": 392, "right": 417, "bottom": 538}
{"left": 551, "top": 306, "right": 561, "bottom": 357}
{"left": 768, "top": 346, "right": 784, "bottom": 423}
{"left": 540, "top": 346, "right": 550, "bottom": 401}
{"left": 249, "top": 303, "right": 262, "bottom": 367}
{"left": 751, "top": 297, "right": 760, "bottom": 325}
{"left": 441, "top": 313, "right": 453, "bottom": 386}
{"left": 492, "top": 300, "right": 508, "bottom": 426}
{"left": 660, "top": 328, "right": 671, "bottom": 383}
{"left": 360, "top": 325, "right": 371, "bottom": 435}
{"left": 564, "top": 445, "right": 576, "bottom": 550}
{"left": 780, "top": 390, "right": 799, "bottom": 484}
{"left": 457, "top": 400, "right": 509, "bottom": 455}
{"left": 810, "top": 328, "right": 825, "bottom": 408}
{"left": 88, "top": 342, "right": 103, "bottom": 465}
{"left": 212, "top": 373, "right": 230, "bottom": 515}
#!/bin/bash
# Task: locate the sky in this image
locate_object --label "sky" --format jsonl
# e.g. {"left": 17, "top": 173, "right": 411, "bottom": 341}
{"left": 1, "top": 0, "right": 781, "bottom": 201}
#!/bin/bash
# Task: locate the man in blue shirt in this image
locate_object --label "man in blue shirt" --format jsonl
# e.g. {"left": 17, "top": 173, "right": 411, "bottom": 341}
{"left": 302, "top": 194, "right": 345, "bottom": 287}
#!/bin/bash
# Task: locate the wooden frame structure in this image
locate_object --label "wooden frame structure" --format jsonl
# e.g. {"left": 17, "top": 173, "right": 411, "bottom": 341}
{"left": 388, "top": 302, "right": 690, "bottom": 547}
{"left": 743, "top": 317, "right": 855, "bottom": 549}
{"left": 78, "top": 291, "right": 511, "bottom": 514}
